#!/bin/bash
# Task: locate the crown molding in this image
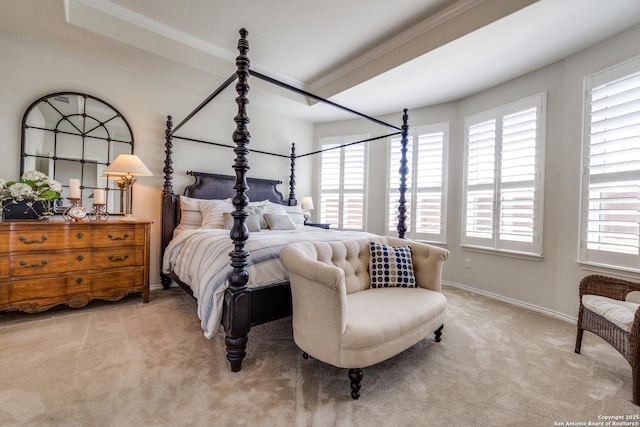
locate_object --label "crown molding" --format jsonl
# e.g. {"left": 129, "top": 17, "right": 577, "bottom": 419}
{"left": 65, "top": 0, "right": 306, "bottom": 90}
{"left": 309, "top": 0, "right": 485, "bottom": 91}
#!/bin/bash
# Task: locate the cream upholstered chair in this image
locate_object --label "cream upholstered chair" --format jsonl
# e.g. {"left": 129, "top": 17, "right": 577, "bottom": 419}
{"left": 575, "top": 274, "right": 640, "bottom": 405}
{"left": 280, "top": 236, "right": 449, "bottom": 399}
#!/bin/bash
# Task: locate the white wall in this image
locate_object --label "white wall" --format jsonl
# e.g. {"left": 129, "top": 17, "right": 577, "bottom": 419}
{"left": 0, "top": 31, "right": 314, "bottom": 287}
{"left": 315, "top": 23, "right": 640, "bottom": 320}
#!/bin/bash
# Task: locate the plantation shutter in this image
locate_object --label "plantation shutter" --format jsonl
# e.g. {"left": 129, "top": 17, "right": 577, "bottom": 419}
{"left": 463, "top": 118, "right": 496, "bottom": 244}
{"left": 414, "top": 131, "right": 446, "bottom": 240}
{"left": 581, "top": 62, "right": 640, "bottom": 270}
{"left": 319, "top": 135, "right": 367, "bottom": 230}
{"left": 463, "top": 94, "right": 545, "bottom": 255}
{"left": 499, "top": 107, "right": 539, "bottom": 251}
{"left": 320, "top": 142, "right": 340, "bottom": 226}
{"left": 387, "top": 124, "right": 448, "bottom": 242}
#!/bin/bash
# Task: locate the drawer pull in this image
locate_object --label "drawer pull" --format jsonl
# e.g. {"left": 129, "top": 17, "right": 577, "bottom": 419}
{"left": 76, "top": 232, "right": 84, "bottom": 239}
{"left": 19, "top": 235, "right": 48, "bottom": 245}
{"left": 76, "top": 255, "right": 85, "bottom": 262}
{"left": 20, "top": 259, "right": 48, "bottom": 269}
{"left": 108, "top": 233, "right": 130, "bottom": 241}
{"left": 108, "top": 254, "right": 130, "bottom": 262}
{"left": 76, "top": 278, "right": 83, "bottom": 285}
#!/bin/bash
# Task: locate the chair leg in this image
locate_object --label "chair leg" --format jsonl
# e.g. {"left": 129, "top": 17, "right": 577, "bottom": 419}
{"left": 575, "top": 328, "right": 584, "bottom": 354}
{"left": 434, "top": 324, "right": 444, "bottom": 342}
{"left": 348, "top": 368, "right": 363, "bottom": 400}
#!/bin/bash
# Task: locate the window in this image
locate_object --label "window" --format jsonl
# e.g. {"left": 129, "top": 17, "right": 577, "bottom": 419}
{"left": 319, "top": 135, "right": 368, "bottom": 230}
{"left": 387, "top": 123, "right": 449, "bottom": 243}
{"left": 579, "top": 58, "right": 640, "bottom": 271}
{"left": 462, "top": 94, "right": 546, "bottom": 256}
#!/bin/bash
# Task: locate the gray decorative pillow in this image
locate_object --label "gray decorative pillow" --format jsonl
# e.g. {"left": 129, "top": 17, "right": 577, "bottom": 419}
{"left": 369, "top": 242, "right": 416, "bottom": 288}
{"left": 245, "top": 204, "right": 268, "bottom": 229}
{"left": 264, "top": 213, "right": 296, "bottom": 230}
{"left": 222, "top": 212, "right": 262, "bottom": 232}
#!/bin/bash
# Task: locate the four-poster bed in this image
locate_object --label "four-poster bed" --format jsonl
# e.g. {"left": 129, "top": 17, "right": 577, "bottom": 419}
{"left": 161, "top": 28, "right": 410, "bottom": 372}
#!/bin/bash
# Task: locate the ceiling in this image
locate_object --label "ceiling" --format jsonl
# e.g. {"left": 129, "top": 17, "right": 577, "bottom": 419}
{"left": 3, "top": 0, "right": 640, "bottom": 122}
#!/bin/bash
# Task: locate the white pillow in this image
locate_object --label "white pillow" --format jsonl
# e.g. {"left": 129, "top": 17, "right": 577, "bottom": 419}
{"left": 283, "top": 204, "right": 305, "bottom": 226}
{"left": 266, "top": 201, "right": 288, "bottom": 216}
{"left": 199, "top": 199, "right": 234, "bottom": 229}
{"left": 264, "top": 213, "right": 296, "bottom": 230}
{"left": 176, "top": 196, "right": 207, "bottom": 230}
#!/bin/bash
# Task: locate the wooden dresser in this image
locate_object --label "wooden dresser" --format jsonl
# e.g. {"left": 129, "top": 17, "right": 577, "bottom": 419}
{"left": 0, "top": 220, "right": 150, "bottom": 313}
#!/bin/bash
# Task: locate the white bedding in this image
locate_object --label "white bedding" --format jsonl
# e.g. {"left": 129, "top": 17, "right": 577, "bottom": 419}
{"left": 162, "top": 227, "right": 375, "bottom": 338}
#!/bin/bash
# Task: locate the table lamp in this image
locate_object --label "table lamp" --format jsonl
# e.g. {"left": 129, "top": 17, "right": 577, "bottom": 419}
{"left": 102, "top": 154, "right": 153, "bottom": 221}
{"left": 301, "top": 196, "right": 314, "bottom": 223}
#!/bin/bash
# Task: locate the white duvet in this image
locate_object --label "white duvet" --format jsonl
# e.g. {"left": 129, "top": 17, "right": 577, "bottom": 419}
{"left": 162, "top": 227, "right": 375, "bottom": 338}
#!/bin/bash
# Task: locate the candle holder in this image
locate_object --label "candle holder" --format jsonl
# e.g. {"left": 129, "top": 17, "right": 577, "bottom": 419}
{"left": 63, "top": 198, "right": 88, "bottom": 222}
{"left": 88, "top": 203, "right": 109, "bottom": 222}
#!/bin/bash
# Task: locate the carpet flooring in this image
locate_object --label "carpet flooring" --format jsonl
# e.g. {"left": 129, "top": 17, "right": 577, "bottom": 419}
{"left": 0, "top": 285, "right": 638, "bottom": 426}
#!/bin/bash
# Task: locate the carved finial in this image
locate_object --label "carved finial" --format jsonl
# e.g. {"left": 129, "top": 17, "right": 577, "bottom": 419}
{"left": 238, "top": 28, "right": 249, "bottom": 53}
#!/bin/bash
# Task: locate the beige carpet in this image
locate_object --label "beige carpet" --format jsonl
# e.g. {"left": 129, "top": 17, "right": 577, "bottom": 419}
{"left": 0, "top": 286, "right": 638, "bottom": 426}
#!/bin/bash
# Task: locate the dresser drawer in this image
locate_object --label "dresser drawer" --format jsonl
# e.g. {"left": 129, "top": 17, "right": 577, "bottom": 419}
{"left": 10, "top": 275, "right": 92, "bottom": 300}
{"left": 92, "top": 226, "right": 145, "bottom": 248}
{"left": 92, "top": 248, "right": 142, "bottom": 268}
{"left": 7, "top": 228, "right": 73, "bottom": 252}
{"left": 8, "top": 269, "right": 144, "bottom": 302}
{"left": 10, "top": 253, "right": 72, "bottom": 277}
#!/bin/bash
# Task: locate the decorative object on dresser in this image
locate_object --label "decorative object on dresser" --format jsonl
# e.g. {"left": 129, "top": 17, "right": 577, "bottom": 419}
{"left": 0, "top": 170, "right": 62, "bottom": 220}
{"left": 62, "top": 197, "right": 87, "bottom": 222}
{"left": 0, "top": 220, "right": 150, "bottom": 313}
{"left": 102, "top": 154, "right": 153, "bottom": 222}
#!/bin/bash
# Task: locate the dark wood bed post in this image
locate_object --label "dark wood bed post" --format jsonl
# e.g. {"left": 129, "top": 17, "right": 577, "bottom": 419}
{"left": 397, "top": 109, "right": 409, "bottom": 238}
{"left": 224, "top": 28, "right": 252, "bottom": 372}
{"left": 288, "top": 143, "right": 297, "bottom": 206}
{"left": 161, "top": 115, "right": 175, "bottom": 289}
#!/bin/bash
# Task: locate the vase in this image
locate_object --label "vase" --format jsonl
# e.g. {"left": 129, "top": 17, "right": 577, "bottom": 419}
{"left": 1, "top": 200, "right": 53, "bottom": 220}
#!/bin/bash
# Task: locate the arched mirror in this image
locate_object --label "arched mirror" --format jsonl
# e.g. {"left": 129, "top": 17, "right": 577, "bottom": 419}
{"left": 21, "top": 92, "right": 134, "bottom": 215}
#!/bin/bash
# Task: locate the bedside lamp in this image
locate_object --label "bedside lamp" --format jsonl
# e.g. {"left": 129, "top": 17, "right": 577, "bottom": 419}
{"left": 301, "top": 196, "right": 314, "bottom": 223}
{"left": 102, "top": 154, "right": 153, "bottom": 221}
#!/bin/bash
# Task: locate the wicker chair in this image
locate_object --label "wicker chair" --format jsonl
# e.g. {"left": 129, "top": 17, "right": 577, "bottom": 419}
{"left": 575, "top": 274, "right": 640, "bottom": 405}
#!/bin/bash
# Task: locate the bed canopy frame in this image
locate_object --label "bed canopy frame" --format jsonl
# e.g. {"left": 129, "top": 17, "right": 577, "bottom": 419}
{"left": 162, "top": 28, "right": 410, "bottom": 372}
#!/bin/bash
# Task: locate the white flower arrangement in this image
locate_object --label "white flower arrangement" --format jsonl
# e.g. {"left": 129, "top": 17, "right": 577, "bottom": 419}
{"left": 0, "top": 170, "right": 62, "bottom": 202}
{"left": 1, "top": 171, "right": 63, "bottom": 219}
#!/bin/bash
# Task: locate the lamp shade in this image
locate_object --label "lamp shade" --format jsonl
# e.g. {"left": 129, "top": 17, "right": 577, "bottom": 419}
{"left": 102, "top": 154, "right": 153, "bottom": 177}
{"left": 301, "top": 196, "right": 314, "bottom": 210}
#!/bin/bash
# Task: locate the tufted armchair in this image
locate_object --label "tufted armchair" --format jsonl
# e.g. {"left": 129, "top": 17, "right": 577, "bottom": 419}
{"left": 280, "top": 236, "right": 449, "bottom": 399}
{"left": 575, "top": 274, "right": 640, "bottom": 405}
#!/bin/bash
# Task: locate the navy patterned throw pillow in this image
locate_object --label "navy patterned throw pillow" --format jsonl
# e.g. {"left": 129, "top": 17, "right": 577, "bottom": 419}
{"left": 369, "top": 242, "right": 416, "bottom": 288}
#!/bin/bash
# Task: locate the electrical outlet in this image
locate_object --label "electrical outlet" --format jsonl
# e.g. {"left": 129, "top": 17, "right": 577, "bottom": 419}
{"left": 464, "top": 258, "right": 472, "bottom": 269}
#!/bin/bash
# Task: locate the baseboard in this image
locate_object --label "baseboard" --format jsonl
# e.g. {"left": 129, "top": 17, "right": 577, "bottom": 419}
{"left": 150, "top": 283, "right": 166, "bottom": 291}
{"left": 443, "top": 280, "right": 577, "bottom": 324}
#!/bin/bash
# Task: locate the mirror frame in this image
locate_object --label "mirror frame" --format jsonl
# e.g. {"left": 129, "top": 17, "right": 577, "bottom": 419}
{"left": 20, "top": 92, "right": 134, "bottom": 215}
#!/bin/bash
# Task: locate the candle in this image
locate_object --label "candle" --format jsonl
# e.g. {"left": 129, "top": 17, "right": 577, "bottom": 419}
{"left": 69, "top": 179, "right": 81, "bottom": 199}
{"left": 93, "top": 189, "right": 105, "bottom": 205}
